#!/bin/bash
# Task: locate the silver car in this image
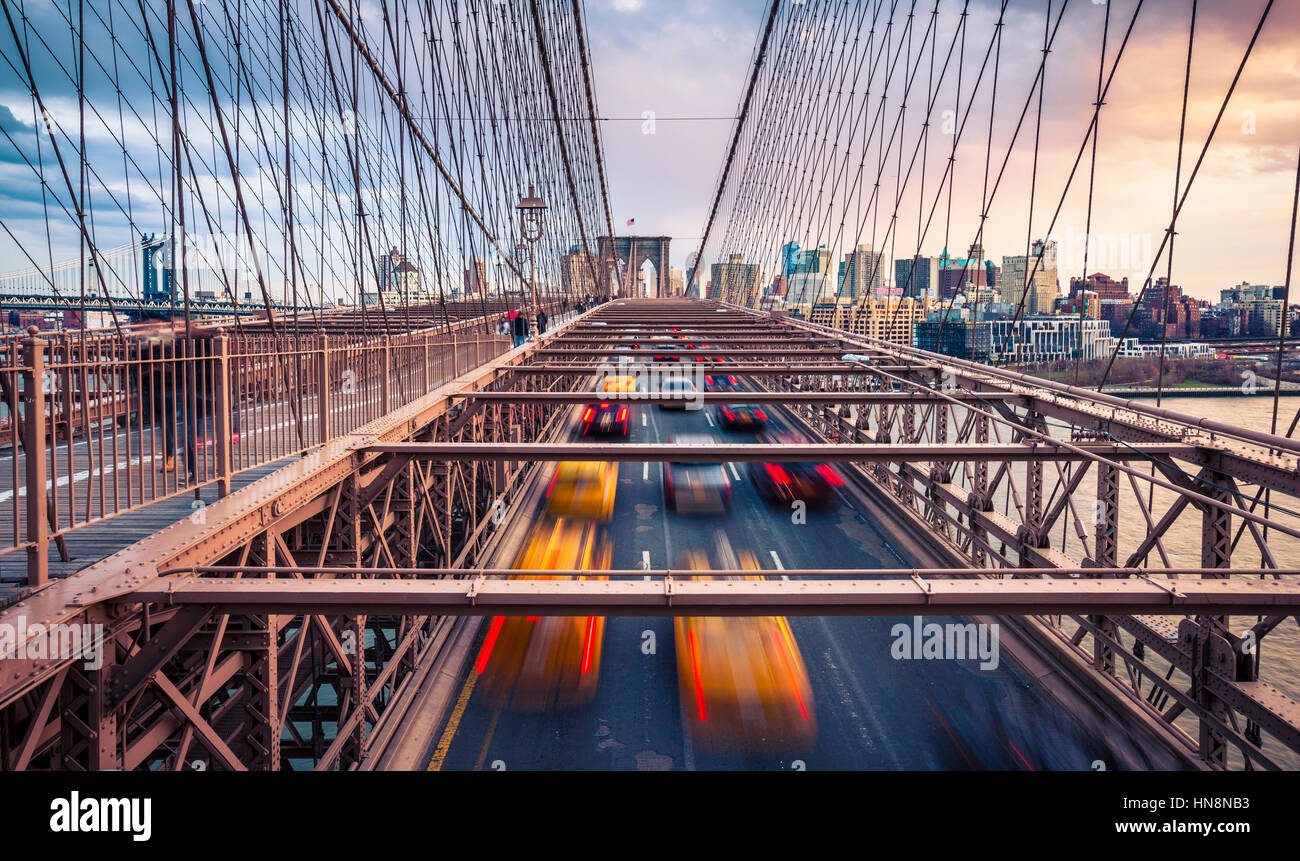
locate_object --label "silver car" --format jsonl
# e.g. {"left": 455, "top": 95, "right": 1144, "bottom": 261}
{"left": 665, "top": 433, "right": 732, "bottom": 514}
{"left": 658, "top": 375, "right": 699, "bottom": 410}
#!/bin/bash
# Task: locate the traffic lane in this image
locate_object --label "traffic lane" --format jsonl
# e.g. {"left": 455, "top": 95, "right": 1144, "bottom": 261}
{"left": 433, "top": 391, "right": 1117, "bottom": 769}
{"left": 432, "top": 399, "right": 689, "bottom": 770}
{"left": 748, "top": 403, "right": 1116, "bottom": 767}
{"left": 593, "top": 401, "right": 689, "bottom": 770}
{"left": 650, "top": 407, "right": 919, "bottom": 769}
{"left": 649, "top": 397, "right": 1119, "bottom": 769}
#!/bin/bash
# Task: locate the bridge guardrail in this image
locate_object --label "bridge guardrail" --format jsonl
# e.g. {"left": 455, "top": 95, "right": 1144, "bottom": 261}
{"left": 0, "top": 311, "right": 530, "bottom": 585}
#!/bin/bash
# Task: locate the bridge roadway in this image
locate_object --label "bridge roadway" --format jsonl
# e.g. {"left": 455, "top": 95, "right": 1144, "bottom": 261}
{"left": 418, "top": 364, "right": 1181, "bottom": 771}
{"left": 8, "top": 298, "right": 1296, "bottom": 771}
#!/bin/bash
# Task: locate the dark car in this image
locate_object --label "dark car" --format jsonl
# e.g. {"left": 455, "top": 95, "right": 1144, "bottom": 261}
{"left": 656, "top": 343, "right": 696, "bottom": 362}
{"left": 704, "top": 374, "right": 739, "bottom": 393}
{"left": 650, "top": 335, "right": 681, "bottom": 362}
{"left": 580, "top": 401, "right": 631, "bottom": 436}
{"left": 665, "top": 433, "right": 732, "bottom": 514}
{"left": 716, "top": 404, "right": 768, "bottom": 430}
{"left": 749, "top": 430, "right": 844, "bottom": 506}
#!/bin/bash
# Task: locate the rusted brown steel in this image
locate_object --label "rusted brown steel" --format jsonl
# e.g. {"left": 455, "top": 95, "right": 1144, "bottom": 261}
{"left": 0, "top": 312, "right": 512, "bottom": 570}
{"left": 5, "top": 298, "right": 1300, "bottom": 771}
{"left": 460, "top": 391, "right": 1022, "bottom": 403}
{"left": 0, "top": 305, "right": 594, "bottom": 770}
{"left": 126, "top": 573, "right": 1300, "bottom": 617}
{"left": 366, "top": 441, "right": 1198, "bottom": 463}
{"left": 510, "top": 364, "right": 915, "bottom": 374}
{"left": 705, "top": 300, "right": 1300, "bottom": 767}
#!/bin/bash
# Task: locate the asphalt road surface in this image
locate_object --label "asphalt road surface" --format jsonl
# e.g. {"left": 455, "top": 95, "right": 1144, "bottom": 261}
{"left": 429, "top": 373, "right": 1172, "bottom": 771}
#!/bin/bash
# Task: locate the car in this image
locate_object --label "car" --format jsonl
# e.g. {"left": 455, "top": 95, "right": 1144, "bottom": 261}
{"left": 716, "top": 404, "right": 768, "bottom": 430}
{"left": 649, "top": 334, "right": 680, "bottom": 362}
{"left": 580, "top": 401, "right": 631, "bottom": 436}
{"left": 688, "top": 343, "right": 717, "bottom": 363}
{"left": 665, "top": 433, "right": 731, "bottom": 514}
{"left": 580, "top": 376, "right": 637, "bottom": 436}
{"left": 476, "top": 517, "right": 612, "bottom": 710}
{"left": 546, "top": 461, "right": 618, "bottom": 521}
{"left": 657, "top": 376, "right": 699, "bottom": 410}
{"left": 704, "top": 374, "right": 739, "bottom": 393}
{"left": 600, "top": 375, "right": 638, "bottom": 394}
{"left": 674, "top": 549, "right": 816, "bottom": 754}
{"left": 749, "top": 429, "right": 844, "bottom": 506}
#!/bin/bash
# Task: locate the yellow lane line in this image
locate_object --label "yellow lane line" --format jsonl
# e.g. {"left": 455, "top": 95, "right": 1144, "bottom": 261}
{"left": 427, "top": 672, "right": 478, "bottom": 771}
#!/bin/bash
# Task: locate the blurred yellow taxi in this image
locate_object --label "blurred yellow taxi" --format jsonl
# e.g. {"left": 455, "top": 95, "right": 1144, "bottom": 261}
{"left": 477, "top": 517, "right": 612, "bottom": 710}
{"left": 545, "top": 461, "right": 617, "bottom": 521}
{"left": 601, "top": 374, "right": 638, "bottom": 393}
{"left": 673, "top": 549, "right": 817, "bottom": 753}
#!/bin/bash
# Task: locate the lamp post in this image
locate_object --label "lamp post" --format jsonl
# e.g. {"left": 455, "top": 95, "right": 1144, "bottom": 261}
{"left": 516, "top": 184, "right": 546, "bottom": 312}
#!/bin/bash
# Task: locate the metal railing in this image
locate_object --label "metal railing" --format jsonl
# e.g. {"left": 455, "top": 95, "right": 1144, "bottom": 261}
{"left": 0, "top": 312, "right": 532, "bottom": 585}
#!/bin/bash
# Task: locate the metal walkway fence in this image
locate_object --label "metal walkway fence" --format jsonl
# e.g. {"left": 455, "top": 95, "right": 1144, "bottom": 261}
{"left": 0, "top": 311, "right": 548, "bottom": 586}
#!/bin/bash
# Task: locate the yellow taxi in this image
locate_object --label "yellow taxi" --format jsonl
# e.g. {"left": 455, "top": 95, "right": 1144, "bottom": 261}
{"left": 545, "top": 461, "right": 617, "bottom": 521}
{"left": 476, "top": 517, "right": 612, "bottom": 710}
{"left": 673, "top": 549, "right": 817, "bottom": 753}
{"left": 601, "top": 375, "right": 638, "bottom": 393}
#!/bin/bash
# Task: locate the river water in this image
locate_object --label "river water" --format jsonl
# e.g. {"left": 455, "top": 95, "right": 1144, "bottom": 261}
{"left": 889, "top": 391, "right": 1300, "bottom": 766}
{"left": 1125, "top": 394, "right": 1300, "bottom": 768}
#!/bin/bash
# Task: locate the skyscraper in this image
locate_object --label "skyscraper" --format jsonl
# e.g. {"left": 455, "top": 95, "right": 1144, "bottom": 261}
{"left": 895, "top": 255, "right": 939, "bottom": 299}
{"left": 463, "top": 255, "right": 488, "bottom": 296}
{"left": 783, "top": 245, "right": 832, "bottom": 306}
{"left": 709, "top": 253, "right": 762, "bottom": 305}
{"left": 1001, "top": 239, "right": 1059, "bottom": 314}
{"left": 367, "top": 247, "right": 421, "bottom": 304}
{"left": 838, "top": 243, "right": 883, "bottom": 301}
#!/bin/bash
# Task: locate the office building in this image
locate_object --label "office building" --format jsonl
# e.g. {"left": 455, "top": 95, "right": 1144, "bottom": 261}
{"left": 1001, "top": 239, "right": 1059, "bottom": 315}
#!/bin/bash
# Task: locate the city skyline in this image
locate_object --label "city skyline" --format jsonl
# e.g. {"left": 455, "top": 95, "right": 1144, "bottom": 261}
{"left": 588, "top": 0, "right": 1299, "bottom": 301}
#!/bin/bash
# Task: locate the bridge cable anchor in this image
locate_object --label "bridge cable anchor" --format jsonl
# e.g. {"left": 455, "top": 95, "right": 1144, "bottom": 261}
{"left": 1138, "top": 574, "right": 1185, "bottom": 604}
{"left": 466, "top": 571, "right": 486, "bottom": 606}
{"left": 909, "top": 570, "right": 931, "bottom": 603}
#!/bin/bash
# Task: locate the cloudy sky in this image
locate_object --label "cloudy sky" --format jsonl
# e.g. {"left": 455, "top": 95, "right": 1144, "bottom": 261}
{"left": 583, "top": 0, "right": 1300, "bottom": 300}
{"left": 1, "top": 0, "right": 1296, "bottom": 305}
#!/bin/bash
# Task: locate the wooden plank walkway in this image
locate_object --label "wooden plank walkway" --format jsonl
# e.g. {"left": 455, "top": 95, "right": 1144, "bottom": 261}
{"left": 0, "top": 457, "right": 296, "bottom": 604}
{"left": 0, "top": 318, "right": 555, "bottom": 607}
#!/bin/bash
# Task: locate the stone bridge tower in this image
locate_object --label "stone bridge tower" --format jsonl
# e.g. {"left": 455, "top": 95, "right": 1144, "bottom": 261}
{"left": 597, "top": 235, "right": 671, "bottom": 298}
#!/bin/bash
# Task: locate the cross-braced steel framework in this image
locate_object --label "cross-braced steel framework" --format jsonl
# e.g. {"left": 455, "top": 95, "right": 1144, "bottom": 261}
{"left": 2, "top": 299, "right": 1299, "bottom": 771}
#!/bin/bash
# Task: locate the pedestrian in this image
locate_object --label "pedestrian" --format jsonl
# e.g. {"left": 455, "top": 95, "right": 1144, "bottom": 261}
{"left": 537, "top": 307, "right": 548, "bottom": 335}
{"left": 147, "top": 324, "right": 202, "bottom": 481}
{"left": 511, "top": 308, "right": 526, "bottom": 347}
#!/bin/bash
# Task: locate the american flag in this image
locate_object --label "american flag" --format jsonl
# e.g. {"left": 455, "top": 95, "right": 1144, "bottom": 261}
{"left": 626, "top": 218, "right": 635, "bottom": 226}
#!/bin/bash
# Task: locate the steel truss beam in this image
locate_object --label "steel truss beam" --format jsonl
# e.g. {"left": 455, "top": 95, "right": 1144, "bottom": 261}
{"left": 8, "top": 299, "right": 1300, "bottom": 771}
{"left": 460, "top": 391, "right": 1023, "bottom": 403}
{"left": 125, "top": 572, "right": 1300, "bottom": 617}
{"left": 366, "top": 442, "right": 1196, "bottom": 462}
